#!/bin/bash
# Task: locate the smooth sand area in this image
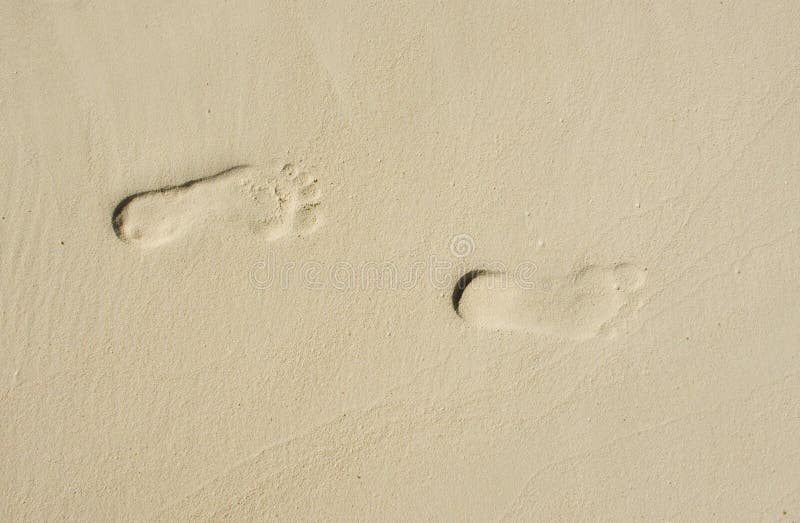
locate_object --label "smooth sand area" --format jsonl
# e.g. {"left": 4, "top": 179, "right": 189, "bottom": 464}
{"left": 2, "top": 1, "right": 799, "bottom": 520}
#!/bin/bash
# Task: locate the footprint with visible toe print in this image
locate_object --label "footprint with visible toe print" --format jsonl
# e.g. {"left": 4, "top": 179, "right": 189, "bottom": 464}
{"left": 112, "top": 163, "right": 322, "bottom": 248}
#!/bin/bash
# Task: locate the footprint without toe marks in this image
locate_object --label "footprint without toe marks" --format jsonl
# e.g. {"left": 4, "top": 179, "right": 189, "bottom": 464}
{"left": 454, "top": 263, "right": 646, "bottom": 341}
{"left": 112, "top": 163, "right": 322, "bottom": 248}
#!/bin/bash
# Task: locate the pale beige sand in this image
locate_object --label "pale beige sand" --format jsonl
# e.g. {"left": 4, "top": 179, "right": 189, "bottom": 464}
{"left": 2, "top": 1, "right": 800, "bottom": 521}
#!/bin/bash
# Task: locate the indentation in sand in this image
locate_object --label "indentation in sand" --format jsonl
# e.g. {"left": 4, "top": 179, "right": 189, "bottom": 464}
{"left": 112, "top": 163, "right": 321, "bottom": 248}
{"left": 454, "top": 263, "right": 646, "bottom": 340}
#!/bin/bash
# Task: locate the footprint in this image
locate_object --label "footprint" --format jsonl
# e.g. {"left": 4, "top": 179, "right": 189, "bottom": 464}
{"left": 112, "top": 163, "right": 322, "bottom": 248}
{"left": 453, "top": 263, "right": 646, "bottom": 341}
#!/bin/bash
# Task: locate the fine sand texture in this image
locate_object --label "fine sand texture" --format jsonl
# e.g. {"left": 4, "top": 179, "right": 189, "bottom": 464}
{"left": 2, "top": 1, "right": 800, "bottom": 521}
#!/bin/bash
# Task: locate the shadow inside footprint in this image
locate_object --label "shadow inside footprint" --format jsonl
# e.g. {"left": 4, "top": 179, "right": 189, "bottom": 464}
{"left": 452, "top": 269, "right": 489, "bottom": 316}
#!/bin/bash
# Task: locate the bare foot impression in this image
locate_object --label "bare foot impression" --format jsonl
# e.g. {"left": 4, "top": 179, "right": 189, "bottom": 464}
{"left": 112, "top": 164, "right": 321, "bottom": 248}
{"left": 453, "top": 263, "right": 646, "bottom": 341}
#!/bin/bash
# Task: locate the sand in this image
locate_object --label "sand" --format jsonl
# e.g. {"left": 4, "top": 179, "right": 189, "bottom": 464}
{"left": 2, "top": 1, "right": 799, "bottom": 521}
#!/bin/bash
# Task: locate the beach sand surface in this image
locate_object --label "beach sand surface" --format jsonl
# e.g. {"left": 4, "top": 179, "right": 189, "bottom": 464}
{"left": 1, "top": 1, "right": 799, "bottom": 520}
